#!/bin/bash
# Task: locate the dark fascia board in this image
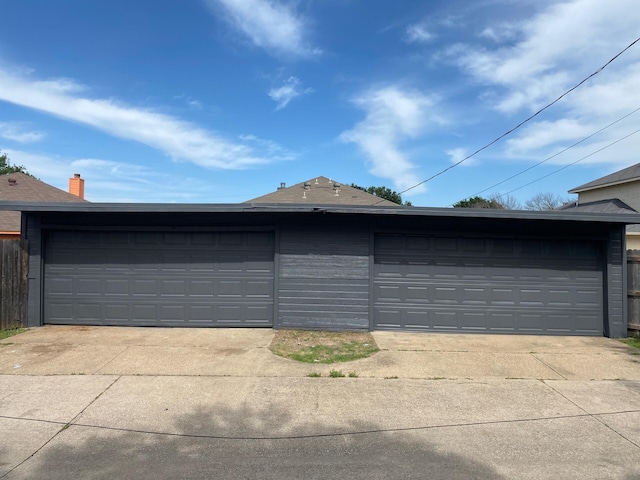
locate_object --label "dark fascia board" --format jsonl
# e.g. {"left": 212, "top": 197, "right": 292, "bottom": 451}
{"left": 1, "top": 201, "right": 640, "bottom": 224}
{"left": 568, "top": 177, "right": 640, "bottom": 194}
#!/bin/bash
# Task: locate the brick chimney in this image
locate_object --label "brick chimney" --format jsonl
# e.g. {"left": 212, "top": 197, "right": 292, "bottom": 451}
{"left": 68, "top": 173, "right": 85, "bottom": 199}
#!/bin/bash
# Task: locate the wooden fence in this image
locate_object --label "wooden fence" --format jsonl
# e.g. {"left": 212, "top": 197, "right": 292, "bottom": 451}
{"left": 627, "top": 250, "right": 640, "bottom": 335}
{"left": 0, "top": 240, "right": 28, "bottom": 329}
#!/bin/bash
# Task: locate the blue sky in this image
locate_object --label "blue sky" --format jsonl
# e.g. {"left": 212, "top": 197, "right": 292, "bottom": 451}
{"left": 0, "top": 0, "right": 639, "bottom": 206}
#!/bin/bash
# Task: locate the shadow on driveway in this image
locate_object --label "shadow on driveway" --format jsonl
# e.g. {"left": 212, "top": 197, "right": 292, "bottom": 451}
{"left": 4, "top": 404, "right": 503, "bottom": 480}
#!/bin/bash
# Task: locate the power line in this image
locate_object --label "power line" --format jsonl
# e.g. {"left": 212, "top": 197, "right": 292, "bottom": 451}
{"left": 386, "top": 35, "right": 640, "bottom": 203}
{"left": 450, "top": 106, "right": 640, "bottom": 205}
{"left": 493, "top": 127, "right": 640, "bottom": 198}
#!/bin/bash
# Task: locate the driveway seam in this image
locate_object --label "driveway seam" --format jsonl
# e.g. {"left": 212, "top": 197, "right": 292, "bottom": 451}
{"left": 0, "top": 375, "right": 122, "bottom": 479}
{"left": 542, "top": 380, "right": 640, "bottom": 450}
{"left": 530, "top": 353, "right": 567, "bottom": 379}
{"left": 92, "top": 346, "right": 132, "bottom": 374}
{"left": 3, "top": 408, "right": 640, "bottom": 442}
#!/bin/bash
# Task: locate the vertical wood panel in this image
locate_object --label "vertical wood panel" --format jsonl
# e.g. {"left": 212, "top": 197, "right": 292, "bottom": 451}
{"left": 626, "top": 249, "right": 640, "bottom": 334}
{"left": 0, "top": 240, "right": 29, "bottom": 329}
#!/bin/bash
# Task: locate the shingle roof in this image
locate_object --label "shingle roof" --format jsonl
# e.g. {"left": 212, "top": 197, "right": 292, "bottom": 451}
{"left": 557, "top": 198, "right": 637, "bottom": 214}
{"left": 0, "top": 172, "right": 87, "bottom": 233}
{"left": 569, "top": 162, "right": 640, "bottom": 193}
{"left": 247, "top": 176, "right": 401, "bottom": 207}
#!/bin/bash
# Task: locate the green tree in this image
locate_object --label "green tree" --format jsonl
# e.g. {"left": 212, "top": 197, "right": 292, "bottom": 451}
{"left": 452, "top": 195, "right": 504, "bottom": 209}
{"left": 350, "top": 184, "right": 412, "bottom": 206}
{"left": 0, "top": 150, "right": 30, "bottom": 176}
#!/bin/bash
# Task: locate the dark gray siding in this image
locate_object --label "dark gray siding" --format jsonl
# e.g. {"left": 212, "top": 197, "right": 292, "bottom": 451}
{"left": 374, "top": 234, "right": 604, "bottom": 335}
{"left": 607, "top": 227, "right": 626, "bottom": 337}
{"left": 44, "top": 230, "right": 274, "bottom": 327}
{"left": 278, "top": 224, "right": 369, "bottom": 330}
{"left": 25, "top": 215, "right": 42, "bottom": 327}
{"left": 18, "top": 209, "right": 630, "bottom": 337}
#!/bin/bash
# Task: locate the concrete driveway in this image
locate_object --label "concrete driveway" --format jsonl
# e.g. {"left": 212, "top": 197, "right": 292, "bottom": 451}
{"left": 1, "top": 326, "right": 639, "bottom": 478}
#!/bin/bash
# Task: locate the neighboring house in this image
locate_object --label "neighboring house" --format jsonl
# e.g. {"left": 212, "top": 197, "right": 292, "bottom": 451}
{"left": 2, "top": 201, "right": 637, "bottom": 338}
{"left": 247, "top": 176, "right": 401, "bottom": 207}
{"left": 0, "top": 173, "right": 87, "bottom": 239}
{"left": 565, "top": 163, "right": 640, "bottom": 248}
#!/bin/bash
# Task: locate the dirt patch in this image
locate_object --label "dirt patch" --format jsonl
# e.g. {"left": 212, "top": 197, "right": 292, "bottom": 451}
{"left": 269, "top": 329, "right": 379, "bottom": 363}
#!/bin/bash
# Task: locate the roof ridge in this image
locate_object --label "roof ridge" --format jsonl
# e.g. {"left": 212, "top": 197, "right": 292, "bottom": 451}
{"left": 246, "top": 176, "right": 401, "bottom": 206}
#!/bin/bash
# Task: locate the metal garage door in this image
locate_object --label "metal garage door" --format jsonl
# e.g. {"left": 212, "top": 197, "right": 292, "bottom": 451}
{"left": 374, "top": 234, "right": 604, "bottom": 335}
{"left": 44, "top": 230, "right": 274, "bottom": 327}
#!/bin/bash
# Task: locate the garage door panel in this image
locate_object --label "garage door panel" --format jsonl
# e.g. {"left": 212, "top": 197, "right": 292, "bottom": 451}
{"left": 104, "top": 304, "right": 128, "bottom": 321}
{"left": 189, "top": 280, "right": 214, "bottom": 296}
{"left": 433, "top": 311, "right": 456, "bottom": 329}
{"left": 159, "top": 305, "right": 185, "bottom": 322}
{"left": 160, "top": 280, "right": 186, "bottom": 296}
{"left": 131, "top": 304, "right": 157, "bottom": 322}
{"left": 44, "top": 231, "right": 274, "bottom": 327}
{"left": 374, "top": 234, "right": 604, "bottom": 336}
{"left": 488, "top": 312, "right": 516, "bottom": 331}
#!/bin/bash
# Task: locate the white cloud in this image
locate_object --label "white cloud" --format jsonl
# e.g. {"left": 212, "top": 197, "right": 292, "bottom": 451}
{"left": 207, "top": 0, "right": 320, "bottom": 58}
{"left": 405, "top": 23, "right": 434, "bottom": 44}
{"left": 446, "top": 0, "right": 640, "bottom": 169}
{"left": 340, "top": 86, "right": 440, "bottom": 192}
{"left": 446, "top": 147, "right": 476, "bottom": 167}
{"left": 268, "top": 76, "right": 313, "bottom": 110}
{"left": 0, "top": 122, "right": 45, "bottom": 143}
{"left": 479, "top": 23, "right": 520, "bottom": 43}
{"left": 0, "top": 68, "right": 294, "bottom": 170}
{"left": 4, "top": 149, "right": 239, "bottom": 202}
{"left": 451, "top": 0, "right": 640, "bottom": 113}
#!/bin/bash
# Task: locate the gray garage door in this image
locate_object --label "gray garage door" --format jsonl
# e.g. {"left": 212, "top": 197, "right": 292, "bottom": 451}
{"left": 374, "top": 234, "right": 604, "bottom": 335}
{"left": 44, "top": 230, "right": 274, "bottom": 327}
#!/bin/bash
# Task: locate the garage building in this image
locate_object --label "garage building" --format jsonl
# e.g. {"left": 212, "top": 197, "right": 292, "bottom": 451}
{"left": 6, "top": 202, "right": 638, "bottom": 337}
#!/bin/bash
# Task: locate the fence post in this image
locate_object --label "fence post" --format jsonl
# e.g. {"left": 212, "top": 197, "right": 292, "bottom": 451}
{"left": 0, "top": 240, "right": 29, "bottom": 329}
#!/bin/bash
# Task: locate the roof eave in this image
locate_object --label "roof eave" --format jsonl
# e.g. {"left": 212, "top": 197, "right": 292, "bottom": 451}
{"left": 1, "top": 201, "right": 640, "bottom": 224}
{"left": 569, "top": 177, "right": 640, "bottom": 194}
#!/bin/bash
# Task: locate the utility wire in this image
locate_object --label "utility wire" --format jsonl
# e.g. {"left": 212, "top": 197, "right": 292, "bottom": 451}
{"left": 385, "top": 35, "right": 640, "bottom": 203}
{"left": 450, "top": 106, "right": 640, "bottom": 205}
{"left": 493, "top": 127, "right": 640, "bottom": 198}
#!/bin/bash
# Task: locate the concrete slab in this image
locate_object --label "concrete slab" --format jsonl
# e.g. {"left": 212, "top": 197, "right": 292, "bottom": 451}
{"left": 95, "top": 345, "right": 295, "bottom": 376}
{"left": 0, "top": 418, "right": 61, "bottom": 478}
{"left": 534, "top": 353, "right": 640, "bottom": 380}
{"left": 6, "top": 423, "right": 508, "bottom": 480}
{"left": 346, "top": 351, "right": 564, "bottom": 379}
{"left": 0, "top": 375, "right": 118, "bottom": 422}
{"left": 6, "top": 377, "right": 640, "bottom": 480}
{"left": 371, "top": 331, "right": 636, "bottom": 354}
{"left": 2, "top": 326, "right": 638, "bottom": 381}
{"left": 596, "top": 411, "right": 640, "bottom": 446}
{"left": 411, "top": 416, "right": 640, "bottom": 479}
{"left": 544, "top": 380, "right": 640, "bottom": 414}
{"left": 74, "top": 377, "right": 584, "bottom": 436}
{"left": 0, "top": 343, "right": 129, "bottom": 375}
{"left": 2, "top": 325, "right": 274, "bottom": 348}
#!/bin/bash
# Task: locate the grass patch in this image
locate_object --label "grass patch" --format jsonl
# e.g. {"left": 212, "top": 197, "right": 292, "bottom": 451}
{"left": 306, "top": 372, "right": 322, "bottom": 377}
{"left": 270, "top": 329, "right": 379, "bottom": 364}
{"left": 348, "top": 371, "right": 358, "bottom": 378}
{"left": 329, "top": 370, "right": 345, "bottom": 378}
{"left": 0, "top": 328, "right": 26, "bottom": 341}
{"left": 621, "top": 337, "right": 640, "bottom": 350}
